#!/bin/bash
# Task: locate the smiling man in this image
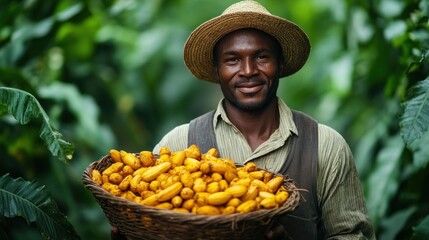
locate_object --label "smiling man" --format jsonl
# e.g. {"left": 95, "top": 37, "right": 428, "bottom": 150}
{"left": 113, "top": 1, "right": 375, "bottom": 239}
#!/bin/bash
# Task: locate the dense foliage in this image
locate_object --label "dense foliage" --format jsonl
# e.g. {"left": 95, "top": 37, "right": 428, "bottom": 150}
{"left": 0, "top": 0, "right": 428, "bottom": 239}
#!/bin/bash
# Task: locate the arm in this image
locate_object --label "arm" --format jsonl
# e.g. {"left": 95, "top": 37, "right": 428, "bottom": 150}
{"left": 152, "top": 124, "right": 189, "bottom": 154}
{"left": 318, "top": 125, "right": 375, "bottom": 239}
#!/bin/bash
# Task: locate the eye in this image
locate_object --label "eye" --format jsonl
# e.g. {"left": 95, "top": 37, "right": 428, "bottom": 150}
{"left": 226, "top": 57, "right": 239, "bottom": 63}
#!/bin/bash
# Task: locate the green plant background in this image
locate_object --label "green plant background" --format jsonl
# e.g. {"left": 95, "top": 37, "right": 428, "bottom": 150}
{"left": 1, "top": 0, "right": 428, "bottom": 239}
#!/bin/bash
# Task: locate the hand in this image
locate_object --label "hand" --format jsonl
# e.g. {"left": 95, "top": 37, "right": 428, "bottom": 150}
{"left": 265, "top": 223, "right": 288, "bottom": 240}
{"left": 111, "top": 226, "right": 127, "bottom": 240}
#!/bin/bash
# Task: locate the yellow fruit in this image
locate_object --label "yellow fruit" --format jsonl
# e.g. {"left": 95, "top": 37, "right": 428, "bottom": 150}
{"left": 243, "top": 162, "right": 258, "bottom": 172}
{"left": 224, "top": 170, "right": 238, "bottom": 183}
{"left": 237, "top": 171, "right": 249, "bottom": 179}
{"left": 180, "top": 172, "right": 194, "bottom": 188}
{"left": 209, "top": 161, "right": 233, "bottom": 175}
{"left": 236, "top": 200, "right": 258, "bottom": 213}
{"left": 226, "top": 198, "right": 242, "bottom": 208}
{"left": 170, "top": 151, "right": 186, "bottom": 167}
{"left": 109, "top": 149, "right": 122, "bottom": 162}
{"left": 122, "top": 165, "right": 135, "bottom": 176}
{"left": 118, "top": 175, "right": 132, "bottom": 191}
{"left": 182, "top": 199, "right": 195, "bottom": 211}
{"left": 205, "top": 148, "right": 218, "bottom": 157}
{"left": 122, "top": 191, "right": 137, "bottom": 201}
{"left": 211, "top": 173, "right": 223, "bottom": 182}
{"left": 149, "top": 180, "right": 160, "bottom": 192}
{"left": 199, "top": 162, "right": 211, "bottom": 175}
{"left": 171, "top": 195, "right": 183, "bottom": 208}
{"left": 249, "top": 170, "right": 265, "bottom": 180}
{"left": 180, "top": 187, "right": 195, "bottom": 200}
{"left": 158, "top": 146, "right": 171, "bottom": 156}
{"left": 219, "top": 179, "right": 229, "bottom": 191}
{"left": 172, "top": 208, "right": 190, "bottom": 214}
{"left": 231, "top": 178, "right": 251, "bottom": 187}
{"left": 240, "top": 185, "right": 259, "bottom": 201}
{"left": 192, "top": 178, "right": 207, "bottom": 193}
{"left": 263, "top": 171, "right": 274, "bottom": 183}
{"left": 221, "top": 206, "right": 236, "bottom": 215}
{"left": 155, "top": 202, "right": 173, "bottom": 210}
{"left": 132, "top": 167, "right": 148, "bottom": 177}
{"left": 130, "top": 174, "right": 142, "bottom": 192}
{"left": 102, "top": 162, "right": 124, "bottom": 176}
{"left": 91, "top": 169, "right": 102, "bottom": 185}
{"left": 136, "top": 181, "right": 149, "bottom": 193}
{"left": 141, "top": 162, "right": 172, "bottom": 182}
{"left": 259, "top": 191, "right": 276, "bottom": 200}
{"left": 207, "top": 192, "right": 233, "bottom": 206}
{"left": 194, "top": 192, "right": 210, "bottom": 205}
{"left": 140, "top": 190, "right": 155, "bottom": 199}
{"left": 101, "top": 174, "right": 109, "bottom": 184}
{"left": 109, "top": 172, "right": 124, "bottom": 185}
{"left": 225, "top": 185, "right": 248, "bottom": 198}
{"left": 190, "top": 171, "right": 203, "bottom": 179}
{"left": 251, "top": 179, "right": 268, "bottom": 191}
{"left": 196, "top": 205, "right": 221, "bottom": 215}
{"left": 260, "top": 198, "right": 277, "bottom": 209}
{"left": 141, "top": 194, "right": 159, "bottom": 206}
{"left": 122, "top": 153, "right": 141, "bottom": 170}
{"left": 139, "top": 151, "right": 155, "bottom": 167}
{"left": 206, "top": 182, "right": 220, "bottom": 193}
{"left": 266, "top": 176, "right": 284, "bottom": 193}
{"left": 275, "top": 191, "right": 289, "bottom": 205}
{"left": 185, "top": 144, "right": 201, "bottom": 159}
{"left": 184, "top": 158, "right": 201, "bottom": 173}
{"left": 157, "top": 182, "right": 183, "bottom": 202}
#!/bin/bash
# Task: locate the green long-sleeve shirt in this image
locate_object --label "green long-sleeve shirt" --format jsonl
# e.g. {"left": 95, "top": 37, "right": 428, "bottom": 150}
{"left": 153, "top": 98, "right": 375, "bottom": 239}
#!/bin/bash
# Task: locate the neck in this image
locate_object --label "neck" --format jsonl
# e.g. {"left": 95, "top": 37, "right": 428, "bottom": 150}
{"left": 223, "top": 98, "right": 280, "bottom": 151}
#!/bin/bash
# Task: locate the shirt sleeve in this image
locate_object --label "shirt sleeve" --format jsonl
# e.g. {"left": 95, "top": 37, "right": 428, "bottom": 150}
{"left": 317, "top": 124, "right": 375, "bottom": 239}
{"left": 152, "top": 124, "right": 190, "bottom": 154}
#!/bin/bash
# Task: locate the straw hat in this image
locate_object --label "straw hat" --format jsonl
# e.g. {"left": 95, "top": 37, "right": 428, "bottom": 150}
{"left": 184, "top": 0, "right": 311, "bottom": 83}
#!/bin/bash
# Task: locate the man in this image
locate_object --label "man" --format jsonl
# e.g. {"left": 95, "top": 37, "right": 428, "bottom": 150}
{"left": 113, "top": 1, "right": 375, "bottom": 239}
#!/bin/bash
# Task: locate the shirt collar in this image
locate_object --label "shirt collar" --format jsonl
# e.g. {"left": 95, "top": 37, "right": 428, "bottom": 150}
{"left": 213, "top": 97, "right": 298, "bottom": 137}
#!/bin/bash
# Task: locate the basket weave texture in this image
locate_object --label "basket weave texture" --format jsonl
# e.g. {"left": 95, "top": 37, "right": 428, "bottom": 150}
{"left": 82, "top": 154, "right": 301, "bottom": 240}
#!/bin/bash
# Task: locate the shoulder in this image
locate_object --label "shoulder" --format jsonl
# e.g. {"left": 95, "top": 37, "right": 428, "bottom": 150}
{"left": 317, "top": 123, "right": 355, "bottom": 179}
{"left": 153, "top": 124, "right": 189, "bottom": 154}
{"left": 317, "top": 123, "right": 349, "bottom": 148}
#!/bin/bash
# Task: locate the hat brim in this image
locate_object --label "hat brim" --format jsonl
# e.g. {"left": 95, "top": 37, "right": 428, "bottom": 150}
{"left": 184, "top": 12, "right": 311, "bottom": 83}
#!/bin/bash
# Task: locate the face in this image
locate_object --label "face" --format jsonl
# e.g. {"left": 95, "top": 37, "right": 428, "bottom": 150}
{"left": 213, "top": 28, "right": 284, "bottom": 112}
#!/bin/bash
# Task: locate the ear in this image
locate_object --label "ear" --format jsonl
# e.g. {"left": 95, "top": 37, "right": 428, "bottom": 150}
{"left": 212, "top": 64, "right": 220, "bottom": 83}
{"left": 278, "top": 59, "right": 286, "bottom": 76}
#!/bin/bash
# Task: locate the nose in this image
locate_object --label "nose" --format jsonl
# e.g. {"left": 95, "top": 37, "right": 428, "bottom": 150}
{"left": 239, "top": 58, "right": 258, "bottom": 78}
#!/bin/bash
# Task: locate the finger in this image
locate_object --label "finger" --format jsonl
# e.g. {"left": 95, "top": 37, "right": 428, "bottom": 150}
{"left": 111, "top": 226, "right": 127, "bottom": 240}
{"left": 266, "top": 224, "right": 286, "bottom": 240}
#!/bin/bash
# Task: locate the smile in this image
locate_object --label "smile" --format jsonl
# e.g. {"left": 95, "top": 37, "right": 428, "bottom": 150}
{"left": 236, "top": 83, "right": 264, "bottom": 94}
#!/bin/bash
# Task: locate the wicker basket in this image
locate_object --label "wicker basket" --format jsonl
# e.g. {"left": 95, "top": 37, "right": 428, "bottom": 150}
{"left": 82, "top": 154, "right": 301, "bottom": 240}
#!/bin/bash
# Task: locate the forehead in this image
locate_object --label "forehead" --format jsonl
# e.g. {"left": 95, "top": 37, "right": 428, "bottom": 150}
{"left": 214, "top": 28, "right": 280, "bottom": 53}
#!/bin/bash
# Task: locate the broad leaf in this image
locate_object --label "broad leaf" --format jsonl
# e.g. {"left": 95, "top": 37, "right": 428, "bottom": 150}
{"left": 366, "top": 134, "right": 404, "bottom": 226}
{"left": 0, "top": 173, "right": 79, "bottom": 239}
{"left": 379, "top": 206, "right": 417, "bottom": 240}
{"left": 400, "top": 77, "right": 429, "bottom": 147}
{"left": 411, "top": 215, "right": 429, "bottom": 240}
{"left": 0, "top": 87, "right": 74, "bottom": 163}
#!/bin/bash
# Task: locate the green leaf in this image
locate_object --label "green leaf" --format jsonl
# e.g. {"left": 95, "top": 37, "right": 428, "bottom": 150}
{"left": 0, "top": 173, "right": 79, "bottom": 239}
{"left": 400, "top": 77, "right": 429, "bottom": 147}
{"left": 0, "top": 87, "right": 74, "bottom": 163}
{"left": 411, "top": 215, "right": 429, "bottom": 240}
{"left": 379, "top": 206, "right": 417, "bottom": 240}
{"left": 366, "top": 134, "right": 404, "bottom": 225}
